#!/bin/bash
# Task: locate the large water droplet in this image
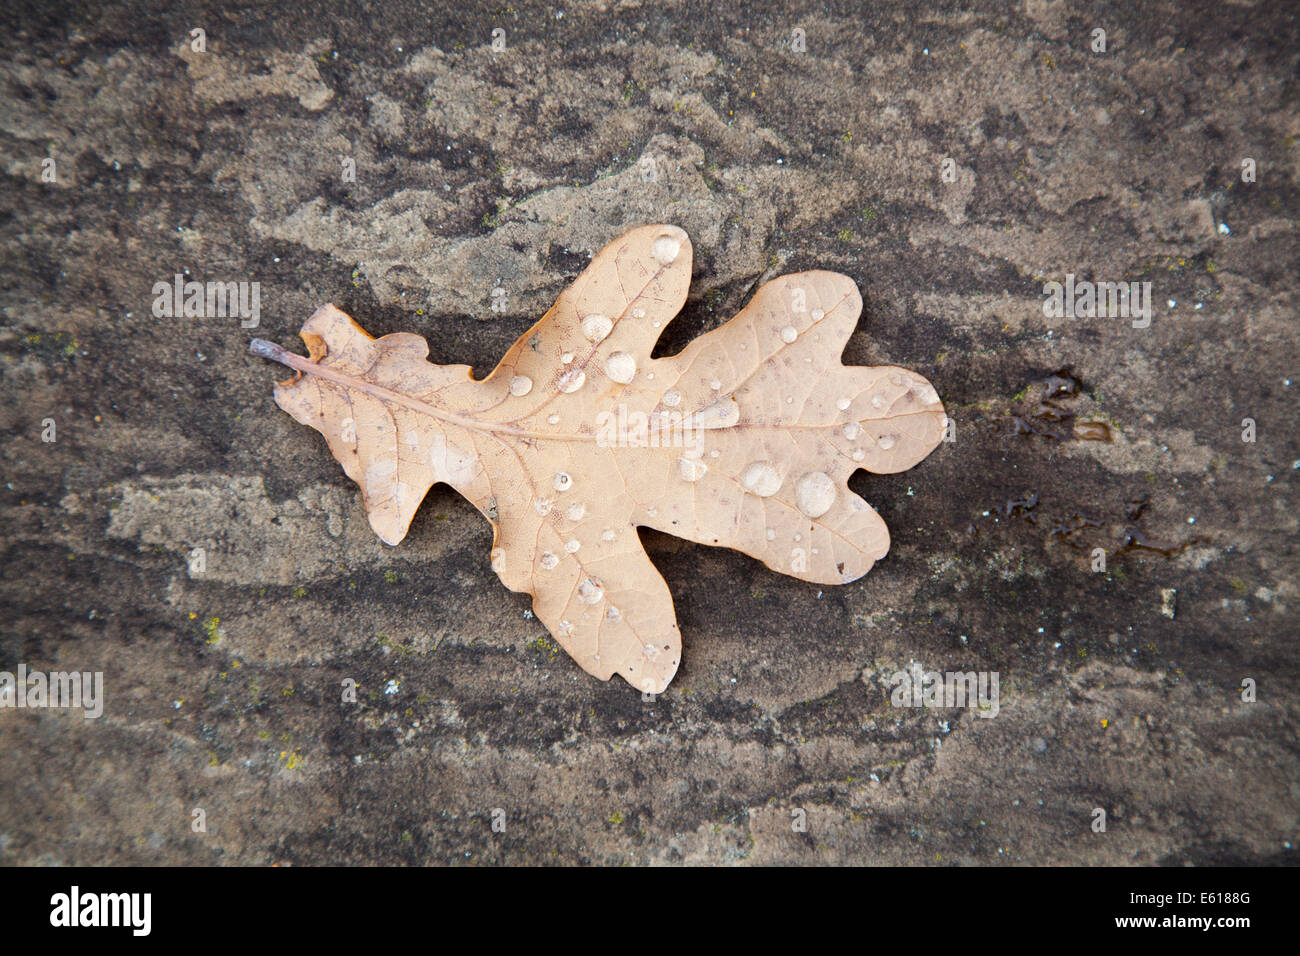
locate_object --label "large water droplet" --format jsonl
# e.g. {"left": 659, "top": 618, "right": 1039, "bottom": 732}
{"left": 662, "top": 388, "right": 681, "bottom": 407}
{"left": 740, "top": 461, "right": 782, "bottom": 497}
{"left": 871, "top": 393, "right": 885, "bottom": 409}
{"left": 679, "top": 456, "right": 708, "bottom": 482}
{"left": 565, "top": 538, "right": 581, "bottom": 554}
{"left": 843, "top": 422, "right": 861, "bottom": 440}
{"left": 651, "top": 234, "right": 680, "bottom": 264}
{"left": 796, "top": 471, "right": 836, "bottom": 518}
{"left": 811, "top": 308, "right": 825, "bottom": 320}
{"left": 509, "top": 374, "right": 532, "bottom": 396}
{"left": 553, "top": 472, "right": 572, "bottom": 492}
{"left": 605, "top": 605, "right": 622, "bottom": 623}
{"left": 780, "top": 325, "right": 798, "bottom": 343}
{"left": 533, "top": 497, "right": 553, "bottom": 516}
{"left": 558, "top": 368, "right": 585, "bottom": 393}
{"left": 547, "top": 413, "right": 560, "bottom": 425}
{"left": 540, "top": 551, "right": 558, "bottom": 570}
{"left": 836, "top": 396, "right": 852, "bottom": 411}
{"left": 683, "top": 396, "right": 740, "bottom": 430}
{"left": 605, "top": 351, "right": 637, "bottom": 384}
{"left": 557, "top": 620, "right": 573, "bottom": 638}
{"left": 581, "top": 313, "right": 613, "bottom": 343}
{"left": 566, "top": 502, "right": 585, "bottom": 521}
{"left": 578, "top": 577, "right": 604, "bottom": 604}
{"left": 878, "top": 434, "right": 896, "bottom": 450}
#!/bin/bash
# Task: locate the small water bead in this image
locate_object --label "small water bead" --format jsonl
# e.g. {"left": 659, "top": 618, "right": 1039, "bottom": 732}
{"left": 558, "top": 368, "right": 585, "bottom": 392}
{"left": 810, "top": 308, "right": 825, "bottom": 320}
{"left": 540, "top": 551, "right": 559, "bottom": 570}
{"left": 709, "top": 378, "right": 721, "bottom": 390}
{"left": 581, "top": 313, "right": 613, "bottom": 343}
{"left": 871, "top": 393, "right": 885, "bottom": 409}
{"left": 780, "top": 325, "right": 798, "bottom": 343}
{"left": 795, "top": 471, "right": 837, "bottom": 518}
{"left": 915, "top": 383, "right": 940, "bottom": 405}
{"left": 508, "top": 375, "right": 533, "bottom": 396}
{"left": 601, "top": 528, "right": 616, "bottom": 542}
{"left": 836, "top": 397, "right": 852, "bottom": 411}
{"left": 605, "top": 351, "right": 637, "bottom": 384}
{"left": 766, "top": 529, "right": 776, "bottom": 541}
{"left": 553, "top": 472, "right": 572, "bottom": 492}
{"left": 662, "top": 388, "right": 681, "bottom": 407}
{"left": 643, "top": 644, "right": 660, "bottom": 661}
{"left": 533, "top": 497, "right": 553, "bottom": 516}
{"left": 578, "top": 577, "right": 604, "bottom": 604}
{"left": 566, "top": 502, "right": 585, "bottom": 521}
{"left": 679, "top": 457, "right": 708, "bottom": 482}
{"left": 710, "top": 449, "right": 720, "bottom": 458}
{"left": 843, "top": 422, "right": 861, "bottom": 440}
{"left": 562, "top": 352, "right": 574, "bottom": 364}
{"left": 740, "top": 461, "right": 782, "bottom": 497}
{"left": 557, "top": 620, "right": 573, "bottom": 638}
{"left": 651, "top": 234, "right": 681, "bottom": 264}
{"left": 852, "top": 449, "right": 866, "bottom": 462}
{"left": 878, "top": 434, "right": 896, "bottom": 450}
{"left": 605, "top": 605, "right": 622, "bottom": 623}
{"left": 547, "top": 413, "right": 560, "bottom": 425}
{"left": 632, "top": 308, "right": 646, "bottom": 318}
{"left": 565, "top": 538, "right": 581, "bottom": 553}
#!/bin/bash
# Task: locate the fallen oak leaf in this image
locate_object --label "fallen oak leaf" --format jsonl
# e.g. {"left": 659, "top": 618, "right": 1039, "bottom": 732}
{"left": 250, "top": 224, "right": 946, "bottom": 692}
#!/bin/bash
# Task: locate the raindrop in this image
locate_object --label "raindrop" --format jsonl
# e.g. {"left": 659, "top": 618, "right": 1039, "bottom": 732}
{"left": 679, "top": 457, "right": 708, "bottom": 482}
{"left": 561, "top": 352, "right": 574, "bottom": 364}
{"left": 662, "top": 388, "right": 681, "bottom": 407}
{"left": 557, "top": 620, "right": 573, "bottom": 638}
{"left": 581, "top": 313, "right": 613, "bottom": 343}
{"left": 852, "top": 449, "right": 865, "bottom": 461}
{"left": 565, "top": 538, "right": 581, "bottom": 553}
{"left": 811, "top": 308, "right": 825, "bottom": 320}
{"left": 558, "top": 368, "right": 585, "bottom": 392}
{"left": 509, "top": 375, "right": 533, "bottom": 396}
{"left": 605, "top": 351, "right": 637, "bottom": 384}
{"left": 601, "top": 528, "right": 616, "bottom": 542}
{"left": 578, "top": 577, "right": 604, "bottom": 604}
{"left": 533, "top": 498, "right": 553, "bottom": 516}
{"left": 605, "top": 605, "right": 622, "bottom": 623}
{"left": 651, "top": 234, "right": 681, "bottom": 264}
{"left": 878, "top": 434, "right": 896, "bottom": 450}
{"left": 780, "top": 325, "right": 798, "bottom": 343}
{"left": 632, "top": 308, "right": 646, "bottom": 318}
{"left": 566, "top": 502, "right": 585, "bottom": 521}
{"left": 740, "top": 461, "right": 782, "bottom": 497}
{"left": 796, "top": 471, "right": 836, "bottom": 518}
{"left": 871, "top": 393, "right": 885, "bottom": 408}
{"left": 836, "top": 397, "right": 852, "bottom": 410}
{"left": 547, "top": 413, "right": 560, "bottom": 425}
{"left": 553, "top": 472, "right": 572, "bottom": 492}
{"left": 766, "top": 528, "right": 776, "bottom": 541}
{"left": 540, "top": 551, "right": 559, "bottom": 570}
{"left": 843, "top": 422, "right": 861, "bottom": 440}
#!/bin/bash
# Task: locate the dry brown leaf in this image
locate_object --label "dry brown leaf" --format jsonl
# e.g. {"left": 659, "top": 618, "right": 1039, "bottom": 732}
{"left": 250, "top": 225, "right": 945, "bottom": 692}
